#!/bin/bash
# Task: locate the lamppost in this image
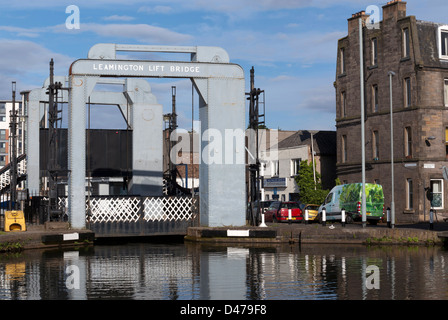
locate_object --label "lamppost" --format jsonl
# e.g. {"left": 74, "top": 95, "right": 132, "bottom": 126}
{"left": 388, "top": 71, "right": 396, "bottom": 228}
{"left": 359, "top": 18, "right": 367, "bottom": 228}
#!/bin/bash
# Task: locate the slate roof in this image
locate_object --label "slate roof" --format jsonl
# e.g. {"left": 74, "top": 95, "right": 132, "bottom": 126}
{"left": 415, "top": 20, "right": 448, "bottom": 69}
{"left": 275, "top": 130, "right": 336, "bottom": 156}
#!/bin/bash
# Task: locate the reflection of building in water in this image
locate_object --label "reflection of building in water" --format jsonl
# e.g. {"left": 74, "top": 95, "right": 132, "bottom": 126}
{"left": 0, "top": 245, "right": 447, "bottom": 300}
{"left": 246, "top": 246, "right": 448, "bottom": 300}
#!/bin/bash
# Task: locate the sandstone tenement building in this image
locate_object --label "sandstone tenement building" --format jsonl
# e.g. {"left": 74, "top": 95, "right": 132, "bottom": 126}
{"left": 335, "top": 0, "right": 448, "bottom": 223}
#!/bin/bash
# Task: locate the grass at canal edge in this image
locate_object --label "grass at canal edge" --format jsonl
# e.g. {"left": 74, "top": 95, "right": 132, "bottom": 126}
{"left": 0, "top": 231, "right": 26, "bottom": 253}
{"left": 365, "top": 235, "right": 437, "bottom": 245}
{"left": 0, "top": 241, "right": 25, "bottom": 253}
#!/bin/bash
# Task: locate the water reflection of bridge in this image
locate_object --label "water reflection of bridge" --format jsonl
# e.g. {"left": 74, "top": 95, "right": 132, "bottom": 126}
{"left": 1, "top": 244, "right": 448, "bottom": 300}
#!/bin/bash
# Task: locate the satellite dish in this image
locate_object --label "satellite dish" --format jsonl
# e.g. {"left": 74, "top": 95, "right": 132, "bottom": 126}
{"left": 443, "top": 166, "right": 448, "bottom": 181}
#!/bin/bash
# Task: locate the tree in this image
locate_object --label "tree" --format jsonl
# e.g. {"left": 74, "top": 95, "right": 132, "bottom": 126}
{"left": 294, "top": 160, "right": 328, "bottom": 205}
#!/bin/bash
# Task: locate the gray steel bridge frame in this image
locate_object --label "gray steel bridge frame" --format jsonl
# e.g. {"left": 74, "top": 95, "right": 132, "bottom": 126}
{"left": 67, "top": 44, "right": 246, "bottom": 229}
{"left": 27, "top": 76, "right": 163, "bottom": 198}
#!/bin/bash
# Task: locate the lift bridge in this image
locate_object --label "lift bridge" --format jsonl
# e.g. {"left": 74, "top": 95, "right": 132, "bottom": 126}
{"left": 7, "top": 44, "right": 246, "bottom": 237}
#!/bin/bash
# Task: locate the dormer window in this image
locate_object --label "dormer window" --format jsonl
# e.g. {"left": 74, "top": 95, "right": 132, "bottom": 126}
{"left": 438, "top": 26, "right": 448, "bottom": 59}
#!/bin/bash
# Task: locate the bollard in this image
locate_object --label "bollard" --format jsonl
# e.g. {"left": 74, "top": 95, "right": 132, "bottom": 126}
{"left": 386, "top": 207, "right": 391, "bottom": 228}
{"left": 259, "top": 213, "right": 267, "bottom": 228}
{"left": 430, "top": 209, "right": 434, "bottom": 230}
{"left": 305, "top": 209, "right": 309, "bottom": 224}
{"left": 288, "top": 208, "right": 292, "bottom": 224}
{"left": 341, "top": 208, "right": 346, "bottom": 227}
{"left": 322, "top": 207, "right": 326, "bottom": 227}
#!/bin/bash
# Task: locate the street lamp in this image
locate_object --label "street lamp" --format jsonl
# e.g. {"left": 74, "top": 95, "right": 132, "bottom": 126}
{"left": 359, "top": 18, "right": 367, "bottom": 228}
{"left": 388, "top": 71, "right": 395, "bottom": 228}
{"left": 425, "top": 136, "right": 436, "bottom": 146}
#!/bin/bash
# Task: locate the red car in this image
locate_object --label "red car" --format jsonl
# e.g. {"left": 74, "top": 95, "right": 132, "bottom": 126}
{"left": 264, "top": 201, "right": 303, "bottom": 223}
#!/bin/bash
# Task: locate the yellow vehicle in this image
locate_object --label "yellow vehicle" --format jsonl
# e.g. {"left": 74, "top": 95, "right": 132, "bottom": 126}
{"left": 301, "top": 204, "right": 320, "bottom": 221}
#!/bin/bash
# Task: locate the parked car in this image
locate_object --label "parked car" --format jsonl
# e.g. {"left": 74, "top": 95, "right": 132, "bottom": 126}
{"left": 300, "top": 204, "right": 320, "bottom": 222}
{"left": 253, "top": 200, "right": 273, "bottom": 217}
{"left": 249, "top": 200, "right": 274, "bottom": 224}
{"left": 264, "top": 201, "right": 303, "bottom": 223}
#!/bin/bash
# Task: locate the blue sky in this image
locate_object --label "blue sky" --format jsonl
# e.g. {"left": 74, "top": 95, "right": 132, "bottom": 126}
{"left": 0, "top": 0, "right": 447, "bottom": 131}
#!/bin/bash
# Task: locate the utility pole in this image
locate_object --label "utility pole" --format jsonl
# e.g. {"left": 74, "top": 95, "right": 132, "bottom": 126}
{"left": 164, "top": 86, "right": 178, "bottom": 196}
{"left": 359, "top": 18, "right": 367, "bottom": 228}
{"left": 169, "top": 86, "right": 178, "bottom": 195}
{"left": 246, "top": 67, "right": 265, "bottom": 226}
{"left": 9, "top": 81, "right": 17, "bottom": 210}
{"left": 47, "top": 59, "right": 63, "bottom": 221}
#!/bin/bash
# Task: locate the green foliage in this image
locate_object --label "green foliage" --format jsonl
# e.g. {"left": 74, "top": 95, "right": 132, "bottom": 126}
{"left": 294, "top": 160, "right": 328, "bottom": 205}
{"left": 0, "top": 241, "right": 24, "bottom": 253}
{"left": 335, "top": 177, "right": 342, "bottom": 186}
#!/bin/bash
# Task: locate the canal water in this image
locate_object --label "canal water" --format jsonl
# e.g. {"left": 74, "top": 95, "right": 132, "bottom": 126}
{"left": 0, "top": 239, "right": 447, "bottom": 300}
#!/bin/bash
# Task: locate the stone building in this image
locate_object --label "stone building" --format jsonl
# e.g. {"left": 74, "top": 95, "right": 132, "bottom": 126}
{"left": 335, "top": 0, "right": 448, "bottom": 223}
{"left": 261, "top": 130, "right": 336, "bottom": 202}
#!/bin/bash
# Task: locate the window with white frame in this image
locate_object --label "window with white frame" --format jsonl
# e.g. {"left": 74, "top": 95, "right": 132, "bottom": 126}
{"left": 438, "top": 26, "right": 448, "bottom": 59}
{"left": 291, "top": 158, "right": 302, "bottom": 176}
{"left": 271, "top": 160, "right": 279, "bottom": 177}
{"left": 406, "top": 178, "right": 413, "bottom": 210}
{"left": 430, "top": 179, "right": 443, "bottom": 209}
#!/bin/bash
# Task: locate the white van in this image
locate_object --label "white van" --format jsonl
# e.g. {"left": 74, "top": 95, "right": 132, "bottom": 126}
{"left": 318, "top": 185, "right": 345, "bottom": 223}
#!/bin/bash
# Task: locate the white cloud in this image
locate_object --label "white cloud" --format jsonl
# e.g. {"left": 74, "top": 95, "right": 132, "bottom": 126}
{"left": 0, "top": 39, "right": 74, "bottom": 99}
{"left": 193, "top": 26, "right": 344, "bottom": 66}
{"left": 138, "top": 5, "right": 173, "bottom": 14}
{"left": 0, "top": 22, "right": 193, "bottom": 45}
{"left": 79, "top": 23, "right": 193, "bottom": 44}
{"left": 103, "top": 15, "right": 136, "bottom": 21}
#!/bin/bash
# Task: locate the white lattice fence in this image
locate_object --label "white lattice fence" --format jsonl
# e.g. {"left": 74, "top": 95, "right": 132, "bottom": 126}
{"left": 88, "top": 197, "right": 141, "bottom": 223}
{"left": 143, "top": 196, "right": 197, "bottom": 222}
{"left": 52, "top": 195, "right": 197, "bottom": 224}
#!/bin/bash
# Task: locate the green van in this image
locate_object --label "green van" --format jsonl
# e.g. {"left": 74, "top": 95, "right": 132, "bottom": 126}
{"left": 318, "top": 183, "right": 384, "bottom": 224}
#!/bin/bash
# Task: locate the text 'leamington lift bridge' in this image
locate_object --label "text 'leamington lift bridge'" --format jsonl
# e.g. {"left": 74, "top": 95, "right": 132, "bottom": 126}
{"left": 25, "top": 44, "right": 247, "bottom": 233}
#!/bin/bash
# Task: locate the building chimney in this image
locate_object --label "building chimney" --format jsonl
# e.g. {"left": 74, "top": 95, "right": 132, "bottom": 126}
{"left": 382, "top": 0, "right": 407, "bottom": 22}
{"left": 347, "top": 11, "right": 370, "bottom": 34}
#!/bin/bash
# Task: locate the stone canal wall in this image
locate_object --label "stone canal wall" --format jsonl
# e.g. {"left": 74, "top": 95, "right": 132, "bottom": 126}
{"left": 0, "top": 223, "right": 94, "bottom": 252}
{"left": 185, "top": 224, "right": 447, "bottom": 246}
{"left": 1, "top": 222, "right": 447, "bottom": 251}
